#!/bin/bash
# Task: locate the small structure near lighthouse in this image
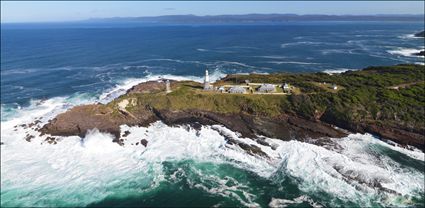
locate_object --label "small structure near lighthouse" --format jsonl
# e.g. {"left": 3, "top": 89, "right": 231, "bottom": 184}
{"left": 204, "top": 69, "right": 213, "bottom": 90}
{"left": 165, "top": 80, "right": 172, "bottom": 93}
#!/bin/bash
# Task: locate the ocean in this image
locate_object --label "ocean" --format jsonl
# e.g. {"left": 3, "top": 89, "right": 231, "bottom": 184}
{"left": 1, "top": 21, "right": 424, "bottom": 207}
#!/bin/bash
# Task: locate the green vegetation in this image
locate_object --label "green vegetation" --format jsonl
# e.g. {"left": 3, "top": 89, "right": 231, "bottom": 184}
{"left": 110, "top": 64, "right": 424, "bottom": 131}
{"left": 113, "top": 81, "right": 287, "bottom": 116}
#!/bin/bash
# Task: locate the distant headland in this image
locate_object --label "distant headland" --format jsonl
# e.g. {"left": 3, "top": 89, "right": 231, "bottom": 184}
{"left": 84, "top": 14, "right": 425, "bottom": 24}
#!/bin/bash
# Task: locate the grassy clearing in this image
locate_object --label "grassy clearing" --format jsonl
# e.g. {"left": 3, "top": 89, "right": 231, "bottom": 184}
{"left": 110, "top": 64, "right": 424, "bottom": 129}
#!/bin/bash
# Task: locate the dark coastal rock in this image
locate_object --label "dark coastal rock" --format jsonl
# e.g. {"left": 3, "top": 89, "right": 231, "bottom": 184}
{"left": 45, "top": 136, "right": 57, "bottom": 144}
{"left": 40, "top": 104, "right": 123, "bottom": 139}
{"left": 255, "top": 138, "right": 273, "bottom": 149}
{"left": 140, "top": 139, "right": 148, "bottom": 147}
{"left": 363, "top": 124, "right": 425, "bottom": 150}
{"left": 122, "top": 130, "right": 130, "bottom": 137}
{"left": 39, "top": 104, "right": 157, "bottom": 145}
{"left": 153, "top": 109, "right": 347, "bottom": 141}
{"left": 414, "top": 50, "right": 425, "bottom": 56}
{"left": 25, "top": 134, "right": 35, "bottom": 142}
{"left": 414, "top": 31, "right": 424, "bottom": 37}
{"left": 333, "top": 165, "right": 400, "bottom": 195}
{"left": 28, "top": 120, "right": 42, "bottom": 128}
{"left": 320, "top": 109, "right": 425, "bottom": 150}
{"left": 238, "top": 142, "right": 269, "bottom": 158}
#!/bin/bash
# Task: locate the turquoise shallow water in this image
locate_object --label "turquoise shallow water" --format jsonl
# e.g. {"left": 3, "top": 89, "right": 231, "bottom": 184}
{"left": 1, "top": 21, "right": 424, "bottom": 207}
{"left": 86, "top": 158, "right": 424, "bottom": 207}
{"left": 88, "top": 161, "right": 304, "bottom": 207}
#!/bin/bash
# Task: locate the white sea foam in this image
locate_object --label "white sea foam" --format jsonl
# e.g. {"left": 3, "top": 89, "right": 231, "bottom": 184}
{"left": 269, "top": 195, "right": 322, "bottom": 208}
{"left": 2, "top": 108, "right": 424, "bottom": 207}
{"left": 398, "top": 34, "right": 424, "bottom": 39}
{"left": 323, "top": 68, "right": 355, "bottom": 74}
{"left": 267, "top": 61, "right": 320, "bottom": 65}
{"left": 387, "top": 47, "right": 425, "bottom": 57}
{"left": 254, "top": 55, "right": 288, "bottom": 59}
{"left": 2, "top": 112, "right": 423, "bottom": 207}
{"left": 197, "top": 48, "right": 209, "bottom": 52}
{"left": 321, "top": 49, "right": 360, "bottom": 55}
{"left": 273, "top": 134, "right": 424, "bottom": 207}
{"left": 280, "top": 41, "right": 331, "bottom": 48}
{"left": 0, "top": 116, "right": 273, "bottom": 207}
{"left": 215, "top": 61, "right": 257, "bottom": 68}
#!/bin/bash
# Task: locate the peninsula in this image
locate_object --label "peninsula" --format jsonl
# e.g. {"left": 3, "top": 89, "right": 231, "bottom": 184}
{"left": 39, "top": 64, "right": 424, "bottom": 151}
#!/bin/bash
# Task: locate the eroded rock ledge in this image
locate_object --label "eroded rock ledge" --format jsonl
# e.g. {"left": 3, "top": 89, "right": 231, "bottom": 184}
{"left": 40, "top": 104, "right": 347, "bottom": 146}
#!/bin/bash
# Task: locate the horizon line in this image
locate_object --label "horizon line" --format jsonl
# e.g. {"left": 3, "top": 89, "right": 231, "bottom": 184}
{"left": 2, "top": 13, "right": 424, "bottom": 24}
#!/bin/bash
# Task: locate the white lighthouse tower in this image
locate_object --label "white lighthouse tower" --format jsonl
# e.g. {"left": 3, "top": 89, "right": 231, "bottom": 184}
{"left": 204, "top": 69, "right": 212, "bottom": 90}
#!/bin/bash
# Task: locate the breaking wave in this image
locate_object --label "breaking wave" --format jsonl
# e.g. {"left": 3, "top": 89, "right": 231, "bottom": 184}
{"left": 322, "top": 68, "right": 356, "bottom": 74}
{"left": 387, "top": 47, "right": 425, "bottom": 57}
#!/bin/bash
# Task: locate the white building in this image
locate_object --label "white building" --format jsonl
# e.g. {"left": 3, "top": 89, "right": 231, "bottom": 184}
{"left": 218, "top": 86, "right": 226, "bottom": 93}
{"left": 258, "top": 84, "right": 276, "bottom": 93}
{"left": 283, "top": 83, "right": 291, "bottom": 92}
{"left": 229, "top": 86, "right": 246, "bottom": 94}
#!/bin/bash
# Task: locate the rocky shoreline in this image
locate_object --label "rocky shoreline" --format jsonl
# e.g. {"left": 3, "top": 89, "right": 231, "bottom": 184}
{"left": 39, "top": 85, "right": 348, "bottom": 154}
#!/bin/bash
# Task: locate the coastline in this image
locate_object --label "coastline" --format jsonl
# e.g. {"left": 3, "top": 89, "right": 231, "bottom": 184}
{"left": 35, "top": 64, "right": 425, "bottom": 152}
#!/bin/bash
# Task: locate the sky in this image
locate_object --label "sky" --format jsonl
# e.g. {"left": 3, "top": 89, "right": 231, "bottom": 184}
{"left": 1, "top": 1, "right": 424, "bottom": 23}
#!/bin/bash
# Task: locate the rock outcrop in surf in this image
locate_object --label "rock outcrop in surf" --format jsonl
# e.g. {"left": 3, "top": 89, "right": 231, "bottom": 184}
{"left": 414, "top": 30, "right": 424, "bottom": 37}
{"left": 414, "top": 50, "right": 425, "bottom": 56}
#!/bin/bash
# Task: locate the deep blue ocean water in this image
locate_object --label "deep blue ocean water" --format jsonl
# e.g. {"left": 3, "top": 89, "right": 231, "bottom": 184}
{"left": 2, "top": 21, "right": 424, "bottom": 106}
{"left": 1, "top": 22, "right": 424, "bottom": 207}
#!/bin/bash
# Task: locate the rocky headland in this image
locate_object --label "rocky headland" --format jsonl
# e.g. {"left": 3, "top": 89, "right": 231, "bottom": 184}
{"left": 39, "top": 64, "right": 425, "bottom": 152}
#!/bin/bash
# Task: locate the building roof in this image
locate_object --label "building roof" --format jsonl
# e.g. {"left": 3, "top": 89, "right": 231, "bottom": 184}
{"left": 229, "top": 86, "right": 247, "bottom": 93}
{"left": 258, "top": 84, "right": 276, "bottom": 92}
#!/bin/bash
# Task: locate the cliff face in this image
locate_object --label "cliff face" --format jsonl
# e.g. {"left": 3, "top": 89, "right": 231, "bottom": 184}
{"left": 40, "top": 64, "right": 425, "bottom": 151}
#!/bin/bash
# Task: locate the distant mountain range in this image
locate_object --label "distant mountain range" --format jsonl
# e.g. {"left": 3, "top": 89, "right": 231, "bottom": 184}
{"left": 85, "top": 14, "right": 425, "bottom": 24}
